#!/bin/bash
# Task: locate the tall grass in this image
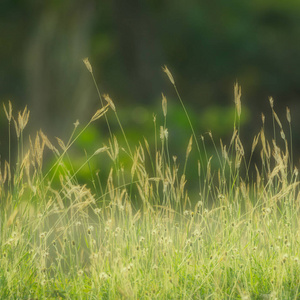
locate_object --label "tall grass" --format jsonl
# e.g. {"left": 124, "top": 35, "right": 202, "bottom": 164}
{"left": 0, "top": 61, "right": 299, "bottom": 299}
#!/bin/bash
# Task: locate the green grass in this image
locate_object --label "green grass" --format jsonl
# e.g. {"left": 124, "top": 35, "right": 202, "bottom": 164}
{"left": 0, "top": 62, "right": 299, "bottom": 299}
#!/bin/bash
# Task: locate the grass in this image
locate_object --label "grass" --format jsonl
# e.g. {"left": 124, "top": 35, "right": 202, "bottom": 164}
{"left": 0, "top": 60, "right": 299, "bottom": 299}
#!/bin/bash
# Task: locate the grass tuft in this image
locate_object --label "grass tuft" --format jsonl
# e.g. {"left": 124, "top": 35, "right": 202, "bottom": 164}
{"left": 0, "top": 64, "right": 299, "bottom": 299}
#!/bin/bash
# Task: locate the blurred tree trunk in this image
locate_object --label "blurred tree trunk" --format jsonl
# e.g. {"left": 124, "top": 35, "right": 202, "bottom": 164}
{"left": 112, "top": 0, "right": 163, "bottom": 103}
{"left": 24, "top": 2, "right": 95, "bottom": 139}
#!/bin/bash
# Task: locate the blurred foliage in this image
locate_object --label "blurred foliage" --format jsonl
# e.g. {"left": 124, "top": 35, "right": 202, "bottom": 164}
{"left": 0, "top": 0, "right": 299, "bottom": 177}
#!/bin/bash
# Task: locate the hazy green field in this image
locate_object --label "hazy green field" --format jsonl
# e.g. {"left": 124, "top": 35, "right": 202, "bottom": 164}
{"left": 0, "top": 61, "right": 299, "bottom": 299}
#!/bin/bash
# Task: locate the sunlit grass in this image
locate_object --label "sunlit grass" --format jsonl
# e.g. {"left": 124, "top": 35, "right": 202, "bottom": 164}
{"left": 0, "top": 62, "right": 299, "bottom": 299}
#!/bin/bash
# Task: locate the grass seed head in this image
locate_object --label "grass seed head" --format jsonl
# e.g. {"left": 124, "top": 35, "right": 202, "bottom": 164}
{"left": 261, "top": 113, "right": 265, "bottom": 125}
{"left": 83, "top": 57, "right": 93, "bottom": 73}
{"left": 269, "top": 96, "right": 274, "bottom": 108}
{"left": 162, "top": 65, "right": 175, "bottom": 85}
{"left": 103, "top": 94, "right": 116, "bottom": 112}
{"left": 286, "top": 107, "right": 291, "bottom": 123}
{"left": 186, "top": 135, "right": 193, "bottom": 159}
{"left": 3, "top": 101, "right": 12, "bottom": 122}
{"left": 162, "top": 93, "right": 167, "bottom": 117}
{"left": 234, "top": 82, "right": 242, "bottom": 118}
{"left": 91, "top": 104, "right": 110, "bottom": 122}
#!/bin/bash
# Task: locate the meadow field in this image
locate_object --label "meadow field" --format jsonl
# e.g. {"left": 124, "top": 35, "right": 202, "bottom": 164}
{"left": 0, "top": 61, "right": 299, "bottom": 299}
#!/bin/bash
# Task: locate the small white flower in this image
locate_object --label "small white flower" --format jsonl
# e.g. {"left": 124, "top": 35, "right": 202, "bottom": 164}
{"left": 39, "top": 232, "right": 47, "bottom": 239}
{"left": 41, "top": 279, "right": 47, "bottom": 286}
{"left": 99, "top": 272, "right": 109, "bottom": 280}
{"left": 90, "top": 253, "right": 98, "bottom": 260}
{"left": 94, "top": 208, "right": 101, "bottom": 214}
{"left": 185, "top": 239, "right": 192, "bottom": 246}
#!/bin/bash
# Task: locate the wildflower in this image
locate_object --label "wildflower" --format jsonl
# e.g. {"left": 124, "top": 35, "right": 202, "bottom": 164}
{"left": 41, "top": 279, "right": 47, "bottom": 286}
{"left": 142, "top": 248, "right": 148, "bottom": 257}
{"left": 87, "top": 225, "right": 94, "bottom": 235}
{"left": 94, "top": 208, "right": 101, "bottom": 214}
{"left": 160, "top": 126, "right": 168, "bottom": 140}
{"left": 197, "top": 200, "right": 203, "bottom": 207}
{"left": 186, "top": 239, "right": 193, "bottom": 247}
{"left": 39, "top": 232, "right": 47, "bottom": 239}
{"left": 218, "top": 194, "right": 225, "bottom": 200}
{"left": 90, "top": 253, "right": 98, "bottom": 260}
{"left": 77, "top": 270, "right": 84, "bottom": 276}
{"left": 192, "top": 229, "right": 201, "bottom": 237}
{"left": 41, "top": 250, "right": 49, "bottom": 258}
{"left": 99, "top": 272, "right": 109, "bottom": 280}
